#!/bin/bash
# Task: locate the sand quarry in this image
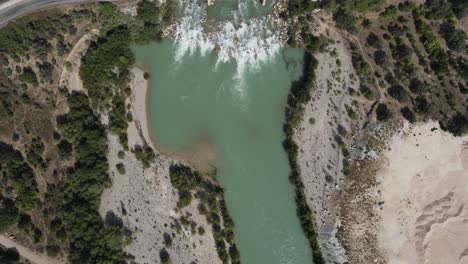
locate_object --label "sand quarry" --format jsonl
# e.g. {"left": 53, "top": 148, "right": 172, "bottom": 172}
{"left": 377, "top": 121, "right": 468, "bottom": 264}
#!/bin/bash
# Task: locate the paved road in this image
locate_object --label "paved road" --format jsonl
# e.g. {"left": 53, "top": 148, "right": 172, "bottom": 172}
{"left": 0, "top": 0, "right": 118, "bottom": 26}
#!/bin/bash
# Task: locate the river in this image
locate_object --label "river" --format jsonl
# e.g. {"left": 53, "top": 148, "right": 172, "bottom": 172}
{"left": 133, "top": 1, "right": 313, "bottom": 263}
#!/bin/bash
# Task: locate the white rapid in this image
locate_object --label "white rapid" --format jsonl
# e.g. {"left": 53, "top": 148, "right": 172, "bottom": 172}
{"left": 174, "top": 0, "right": 282, "bottom": 95}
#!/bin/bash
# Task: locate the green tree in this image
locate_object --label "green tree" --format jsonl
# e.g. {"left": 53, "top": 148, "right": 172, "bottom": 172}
{"left": 376, "top": 103, "right": 392, "bottom": 121}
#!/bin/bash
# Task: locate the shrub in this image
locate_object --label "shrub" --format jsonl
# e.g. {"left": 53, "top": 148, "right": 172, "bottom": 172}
{"left": 159, "top": 248, "right": 170, "bottom": 264}
{"left": 163, "top": 232, "right": 173, "bottom": 248}
{"left": 109, "top": 96, "right": 129, "bottom": 149}
{"left": 413, "top": 95, "right": 432, "bottom": 115}
{"left": 116, "top": 163, "right": 125, "bottom": 174}
{"left": 169, "top": 164, "right": 200, "bottom": 191}
{"left": 376, "top": 103, "right": 392, "bottom": 121}
{"left": 0, "top": 206, "right": 18, "bottom": 231}
{"left": 333, "top": 7, "right": 357, "bottom": 32}
{"left": 0, "top": 247, "right": 19, "bottom": 264}
{"left": 388, "top": 85, "right": 409, "bottom": 102}
{"left": 374, "top": 50, "right": 386, "bottom": 65}
{"left": 400, "top": 107, "right": 416, "bottom": 123}
{"left": 19, "top": 67, "right": 38, "bottom": 86}
{"left": 441, "top": 112, "right": 468, "bottom": 136}
{"left": 380, "top": 5, "right": 398, "bottom": 17}
{"left": 176, "top": 190, "right": 192, "bottom": 209}
{"left": 359, "top": 85, "right": 375, "bottom": 100}
{"left": 197, "top": 226, "right": 205, "bottom": 235}
{"left": 408, "top": 78, "right": 426, "bottom": 94}
{"left": 366, "top": 32, "right": 381, "bottom": 48}
{"left": 439, "top": 22, "right": 466, "bottom": 52}
{"left": 134, "top": 145, "right": 154, "bottom": 168}
{"left": 57, "top": 140, "right": 73, "bottom": 160}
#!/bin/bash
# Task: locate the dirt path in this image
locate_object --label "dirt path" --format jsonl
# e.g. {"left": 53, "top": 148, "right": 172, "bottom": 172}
{"left": 0, "top": 235, "right": 63, "bottom": 264}
{"left": 59, "top": 28, "right": 99, "bottom": 93}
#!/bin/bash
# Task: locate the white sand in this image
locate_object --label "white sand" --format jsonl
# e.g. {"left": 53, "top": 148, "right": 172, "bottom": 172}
{"left": 99, "top": 67, "right": 221, "bottom": 264}
{"left": 377, "top": 121, "right": 468, "bottom": 264}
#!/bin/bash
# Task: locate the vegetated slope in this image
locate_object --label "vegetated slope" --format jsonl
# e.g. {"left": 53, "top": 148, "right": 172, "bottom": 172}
{"left": 0, "top": 8, "right": 107, "bottom": 262}
{"left": 279, "top": 0, "right": 466, "bottom": 263}
{"left": 0, "top": 1, "right": 176, "bottom": 263}
{"left": 324, "top": 1, "right": 467, "bottom": 263}
{"left": 0, "top": 1, "right": 235, "bottom": 264}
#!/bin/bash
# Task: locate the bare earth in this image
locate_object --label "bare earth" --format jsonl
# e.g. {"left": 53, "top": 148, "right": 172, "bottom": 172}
{"left": 0, "top": 235, "right": 62, "bottom": 264}
{"left": 59, "top": 28, "right": 99, "bottom": 93}
{"left": 377, "top": 121, "right": 468, "bottom": 264}
{"left": 99, "top": 67, "right": 221, "bottom": 264}
{"left": 293, "top": 21, "right": 361, "bottom": 263}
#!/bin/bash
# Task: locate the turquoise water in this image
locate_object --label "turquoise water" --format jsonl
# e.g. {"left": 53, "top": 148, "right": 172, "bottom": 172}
{"left": 133, "top": 40, "right": 312, "bottom": 264}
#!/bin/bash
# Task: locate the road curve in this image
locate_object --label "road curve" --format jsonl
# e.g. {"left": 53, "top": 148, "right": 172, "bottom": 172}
{"left": 0, "top": 0, "right": 118, "bottom": 26}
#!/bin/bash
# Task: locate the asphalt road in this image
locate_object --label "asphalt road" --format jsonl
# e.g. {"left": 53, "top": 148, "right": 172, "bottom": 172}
{"left": 0, "top": 0, "right": 117, "bottom": 26}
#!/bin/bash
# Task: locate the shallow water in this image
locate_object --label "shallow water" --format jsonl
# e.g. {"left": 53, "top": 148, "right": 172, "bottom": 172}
{"left": 133, "top": 40, "right": 313, "bottom": 264}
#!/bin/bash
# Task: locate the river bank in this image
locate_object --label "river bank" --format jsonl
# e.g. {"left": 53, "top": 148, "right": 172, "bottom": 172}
{"left": 99, "top": 66, "right": 223, "bottom": 264}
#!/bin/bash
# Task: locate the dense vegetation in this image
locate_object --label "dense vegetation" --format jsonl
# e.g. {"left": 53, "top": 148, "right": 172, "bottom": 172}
{"left": 342, "top": 1, "right": 468, "bottom": 136}
{"left": 0, "top": 142, "right": 39, "bottom": 211}
{"left": 0, "top": 247, "right": 19, "bottom": 264}
{"left": 0, "top": 1, "right": 178, "bottom": 262}
{"left": 169, "top": 164, "right": 239, "bottom": 264}
{"left": 80, "top": 0, "right": 175, "bottom": 152}
{"left": 57, "top": 92, "right": 130, "bottom": 264}
{"left": 283, "top": 52, "right": 325, "bottom": 264}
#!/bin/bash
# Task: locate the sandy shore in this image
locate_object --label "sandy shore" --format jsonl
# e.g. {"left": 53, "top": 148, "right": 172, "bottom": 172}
{"left": 377, "top": 121, "right": 468, "bottom": 264}
{"left": 99, "top": 67, "right": 221, "bottom": 264}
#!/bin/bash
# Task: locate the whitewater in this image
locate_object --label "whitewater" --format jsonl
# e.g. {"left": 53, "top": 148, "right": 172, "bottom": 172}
{"left": 174, "top": 0, "right": 283, "bottom": 95}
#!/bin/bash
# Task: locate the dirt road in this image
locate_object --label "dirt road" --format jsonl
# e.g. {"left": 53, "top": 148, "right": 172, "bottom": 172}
{"left": 0, "top": 235, "right": 63, "bottom": 264}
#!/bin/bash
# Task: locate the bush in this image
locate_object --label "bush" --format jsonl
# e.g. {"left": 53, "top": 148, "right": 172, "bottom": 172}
{"left": 0, "top": 202, "right": 18, "bottom": 231}
{"left": 0, "top": 247, "right": 19, "bottom": 264}
{"left": 134, "top": 145, "right": 154, "bottom": 168}
{"left": 136, "top": 0, "right": 160, "bottom": 23}
{"left": 57, "top": 140, "right": 73, "bottom": 160}
{"left": 388, "top": 85, "right": 409, "bottom": 102}
{"left": 440, "top": 22, "right": 466, "bottom": 52}
{"left": 19, "top": 67, "right": 38, "bottom": 86}
{"left": 376, "top": 103, "right": 392, "bottom": 121}
{"left": 413, "top": 95, "right": 432, "bottom": 115}
{"left": 380, "top": 5, "right": 398, "bottom": 17}
{"left": 351, "top": 46, "right": 372, "bottom": 83}
{"left": 163, "top": 232, "right": 173, "bottom": 248}
{"left": 176, "top": 190, "right": 192, "bottom": 209}
{"left": 424, "top": 0, "right": 454, "bottom": 19}
{"left": 159, "top": 248, "right": 170, "bottom": 264}
{"left": 116, "top": 163, "right": 125, "bottom": 174}
{"left": 109, "top": 96, "right": 129, "bottom": 149}
{"left": 366, "top": 32, "right": 381, "bottom": 48}
{"left": 359, "top": 85, "right": 375, "bottom": 100}
{"left": 333, "top": 7, "right": 357, "bottom": 32}
{"left": 400, "top": 107, "right": 416, "bottom": 123}
{"left": 374, "top": 50, "right": 386, "bottom": 65}
{"left": 169, "top": 164, "right": 201, "bottom": 191}
{"left": 408, "top": 78, "right": 426, "bottom": 94}
{"left": 441, "top": 112, "right": 468, "bottom": 136}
